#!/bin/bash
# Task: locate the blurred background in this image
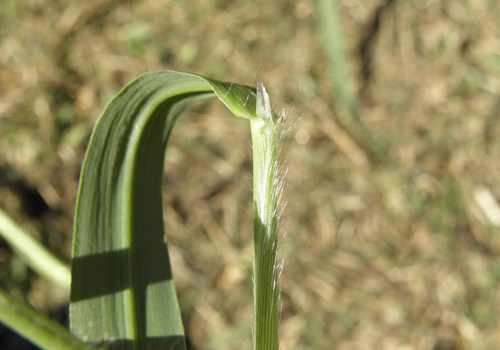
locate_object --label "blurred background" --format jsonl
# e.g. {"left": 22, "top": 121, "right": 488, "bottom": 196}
{"left": 1, "top": 0, "right": 500, "bottom": 349}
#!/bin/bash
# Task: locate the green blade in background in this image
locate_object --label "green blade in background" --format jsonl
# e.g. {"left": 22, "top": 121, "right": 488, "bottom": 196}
{"left": 0, "top": 207, "right": 71, "bottom": 289}
{"left": 0, "top": 286, "right": 92, "bottom": 350}
{"left": 314, "top": 0, "right": 386, "bottom": 162}
{"left": 314, "top": 0, "right": 359, "bottom": 123}
{"left": 70, "top": 71, "right": 258, "bottom": 350}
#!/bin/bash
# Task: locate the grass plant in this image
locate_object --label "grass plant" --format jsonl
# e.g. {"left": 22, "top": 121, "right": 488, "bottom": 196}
{"left": 0, "top": 71, "right": 284, "bottom": 350}
{"left": 2, "top": 1, "right": 500, "bottom": 349}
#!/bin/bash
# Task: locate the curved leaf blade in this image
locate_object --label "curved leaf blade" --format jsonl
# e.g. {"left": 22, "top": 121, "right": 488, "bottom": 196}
{"left": 70, "top": 71, "right": 258, "bottom": 349}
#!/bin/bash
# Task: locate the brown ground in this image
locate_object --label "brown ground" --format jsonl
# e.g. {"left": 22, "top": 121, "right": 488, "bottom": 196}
{"left": 1, "top": 0, "right": 500, "bottom": 349}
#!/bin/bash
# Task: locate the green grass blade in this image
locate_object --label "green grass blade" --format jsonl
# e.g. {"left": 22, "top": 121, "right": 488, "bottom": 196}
{"left": 0, "top": 207, "right": 71, "bottom": 289}
{"left": 70, "top": 71, "right": 259, "bottom": 349}
{"left": 314, "top": 0, "right": 359, "bottom": 123}
{"left": 0, "top": 286, "right": 92, "bottom": 350}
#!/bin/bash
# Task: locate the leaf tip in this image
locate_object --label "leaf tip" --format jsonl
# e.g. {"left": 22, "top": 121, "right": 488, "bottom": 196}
{"left": 256, "top": 81, "right": 272, "bottom": 120}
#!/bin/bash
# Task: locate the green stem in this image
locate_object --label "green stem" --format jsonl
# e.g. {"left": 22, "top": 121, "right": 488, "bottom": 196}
{"left": 0, "top": 208, "right": 71, "bottom": 289}
{"left": 250, "top": 82, "right": 281, "bottom": 350}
